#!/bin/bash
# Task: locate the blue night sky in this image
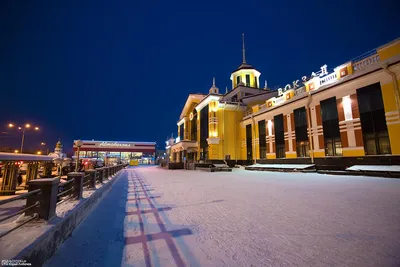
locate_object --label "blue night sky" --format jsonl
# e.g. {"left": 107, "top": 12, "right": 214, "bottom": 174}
{"left": 0, "top": 0, "right": 398, "bottom": 154}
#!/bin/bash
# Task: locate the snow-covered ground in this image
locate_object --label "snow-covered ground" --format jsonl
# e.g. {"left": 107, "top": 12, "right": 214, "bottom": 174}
{"left": 44, "top": 167, "right": 400, "bottom": 267}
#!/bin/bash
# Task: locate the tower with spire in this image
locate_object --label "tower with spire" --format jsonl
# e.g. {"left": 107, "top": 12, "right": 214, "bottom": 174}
{"left": 55, "top": 139, "right": 63, "bottom": 154}
{"left": 209, "top": 77, "right": 219, "bottom": 94}
{"left": 230, "top": 33, "right": 261, "bottom": 89}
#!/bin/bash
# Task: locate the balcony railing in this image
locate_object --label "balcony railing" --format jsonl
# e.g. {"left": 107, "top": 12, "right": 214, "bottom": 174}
{"left": 353, "top": 53, "right": 380, "bottom": 72}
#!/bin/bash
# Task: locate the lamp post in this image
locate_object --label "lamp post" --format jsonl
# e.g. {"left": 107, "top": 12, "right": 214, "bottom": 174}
{"left": 8, "top": 123, "right": 40, "bottom": 153}
{"left": 40, "top": 142, "right": 49, "bottom": 155}
{"left": 75, "top": 140, "right": 83, "bottom": 172}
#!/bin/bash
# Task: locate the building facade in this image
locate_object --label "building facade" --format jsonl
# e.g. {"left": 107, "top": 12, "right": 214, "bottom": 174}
{"left": 168, "top": 37, "right": 400, "bottom": 165}
{"left": 73, "top": 140, "right": 156, "bottom": 164}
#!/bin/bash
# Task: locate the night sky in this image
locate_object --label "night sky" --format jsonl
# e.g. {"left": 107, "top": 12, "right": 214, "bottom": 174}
{"left": 0, "top": 0, "right": 398, "bottom": 154}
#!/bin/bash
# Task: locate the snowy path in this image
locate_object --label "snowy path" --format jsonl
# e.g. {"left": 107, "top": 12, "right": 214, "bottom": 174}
{"left": 44, "top": 167, "right": 400, "bottom": 267}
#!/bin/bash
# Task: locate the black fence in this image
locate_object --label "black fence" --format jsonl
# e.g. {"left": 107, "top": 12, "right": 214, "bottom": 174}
{"left": 0, "top": 164, "right": 128, "bottom": 239}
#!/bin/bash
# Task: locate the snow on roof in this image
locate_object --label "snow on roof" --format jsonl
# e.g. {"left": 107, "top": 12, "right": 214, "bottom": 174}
{"left": 0, "top": 152, "right": 54, "bottom": 161}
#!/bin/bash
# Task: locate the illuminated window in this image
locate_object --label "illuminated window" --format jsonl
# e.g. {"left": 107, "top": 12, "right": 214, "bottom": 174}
{"left": 236, "top": 76, "right": 241, "bottom": 86}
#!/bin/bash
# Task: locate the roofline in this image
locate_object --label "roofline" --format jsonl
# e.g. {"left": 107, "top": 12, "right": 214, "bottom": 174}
{"left": 243, "top": 56, "right": 400, "bottom": 122}
{"left": 75, "top": 140, "right": 157, "bottom": 145}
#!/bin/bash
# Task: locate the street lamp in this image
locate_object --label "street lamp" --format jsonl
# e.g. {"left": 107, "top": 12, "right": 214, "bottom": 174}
{"left": 40, "top": 142, "right": 49, "bottom": 154}
{"left": 8, "top": 123, "right": 40, "bottom": 153}
{"left": 74, "top": 140, "right": 83, "bottom": 172}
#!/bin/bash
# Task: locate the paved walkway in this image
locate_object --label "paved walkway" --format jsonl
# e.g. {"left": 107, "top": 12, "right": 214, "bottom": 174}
{"left": 44, "top": 166, "right": 400, "bottom": 267}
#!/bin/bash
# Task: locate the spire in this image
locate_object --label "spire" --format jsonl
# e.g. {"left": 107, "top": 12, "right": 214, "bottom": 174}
{"left": 264, "top": 80, "right": 268, "bottom": 89}
{"left": 225, "top": 86, "right": 228, "bottom": 94}
{"left": 209, "top": 77, "right": 219, "bottom": 94}
{"left": 242, "top": 33, "right": 246, "bottom": 64}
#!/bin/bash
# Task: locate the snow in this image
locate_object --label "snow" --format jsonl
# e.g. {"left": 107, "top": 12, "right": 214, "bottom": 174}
{"left": 248, "top": 163, "right": 315, "bottom": 169}
{"left": 346, "top": 165, "right": 400, "bottom": 172}
{"left": 44, "top": 166, "right": 400, "bottom": 267}
{"left": 56, "top": 200, "right": 81, "bottom": 218}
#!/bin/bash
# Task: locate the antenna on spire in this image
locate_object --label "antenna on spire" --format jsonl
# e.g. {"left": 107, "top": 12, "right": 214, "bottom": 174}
{"left": 212, "top": 77, "right": 216, "bottom": 87}
{"left": 242, "top": 33, "right": 246, "bottom": 64}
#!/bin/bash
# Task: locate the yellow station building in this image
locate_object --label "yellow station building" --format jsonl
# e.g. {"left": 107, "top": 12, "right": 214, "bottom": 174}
{"left": 167, "top": 37, "right": 400, "bottom": 167}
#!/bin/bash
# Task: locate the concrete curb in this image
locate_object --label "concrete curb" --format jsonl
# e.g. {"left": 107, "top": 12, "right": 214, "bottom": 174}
{"left": 12, "top": 170, "right": 124, "bottom": 267}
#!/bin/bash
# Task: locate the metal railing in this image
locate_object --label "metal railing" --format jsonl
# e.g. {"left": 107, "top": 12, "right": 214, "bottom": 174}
{"left": 95, "top": 172, "right": 101, "bottom": 183}
{"left": 57, "top": 179, "right": 75, "bottom": 205}
{"left": 0, "top": 189, "right": 42, "bottom": 238}
{"left": 82, "top": 174, "right": 91, "bottom": 187}
{"left": 0, "top": 164, "right": 128, "bottom": 238}
{"left": 353, "top": 53, "right": 380, "bottom": 72}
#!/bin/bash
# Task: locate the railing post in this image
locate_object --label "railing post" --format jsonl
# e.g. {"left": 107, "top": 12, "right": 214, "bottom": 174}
{"left": 26, "top": 177, "right": 60, "bottom": 220}
{"left": 98, "top": 168, "right": 104, "bottom": 183}
{"left": 85, "top": 170, "right": 96, "bottom": 189}
{"left": 67, "top": 172, "right": 84, "bottom": 199}
{"left": 104, "top": 167, "right": 109, "bottom": 179}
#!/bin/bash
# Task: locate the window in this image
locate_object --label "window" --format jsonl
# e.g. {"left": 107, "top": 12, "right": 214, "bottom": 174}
{"left": 246, "top": 124, "right": 253, "bottom": 160}
{"left": 236, "top": 76, "right": 241, "bottom": 86}
{"left": 294, "top": 107, "right": 309, "bottom": 157}
{"left": 274, "top": 114, "right": 285, "bottom": 158}
{"left": 357, "top": 83, "right": 391, "bottom": 155}
{"left": 320, "top": 97, "right": 342, "bottom": 156}
{"left": 179, "top": 124, "right": 184, "bottom": 140}
{"left": 254, "top": 77, "right": 258, "bottom": 88}
{"left": 191, "top": 110, "right": 197, "bottom": 141}
{"left": 246, "top": 75, "right": 250, "bottom": 87}
{"left": 258, "top": 120, "right": 267, "bottom": 159}
{"left": 199, "top": 105, "right": 209, "bottom": 150}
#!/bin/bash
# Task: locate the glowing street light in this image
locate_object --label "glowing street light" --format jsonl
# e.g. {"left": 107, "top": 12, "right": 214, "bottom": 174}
{"left": 14, "top": 150, "right": 19, "bottom": 153}
{"left": 8, "top": 123, "right": 41, "bottom": 153}
{"left": 37, "top": 151, "right": 42, "bottom": 155}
